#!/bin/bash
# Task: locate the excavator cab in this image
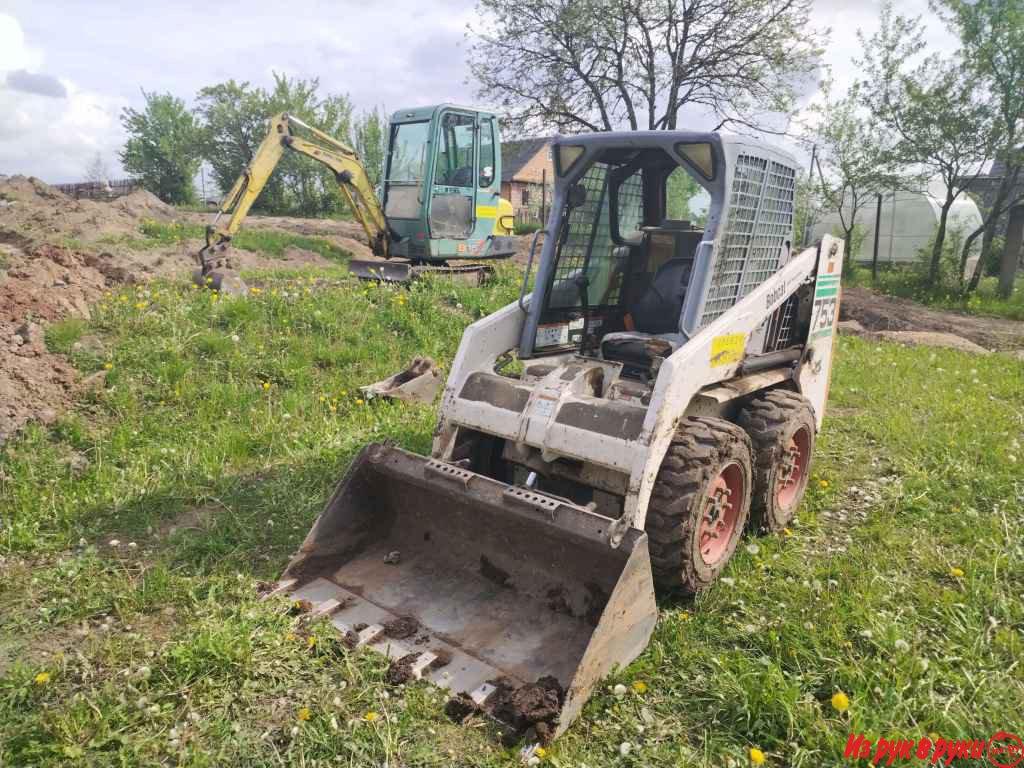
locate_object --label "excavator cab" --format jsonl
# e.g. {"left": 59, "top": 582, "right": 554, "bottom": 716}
{"left": 372, "top": 105, "right": 516, "bottom": 271}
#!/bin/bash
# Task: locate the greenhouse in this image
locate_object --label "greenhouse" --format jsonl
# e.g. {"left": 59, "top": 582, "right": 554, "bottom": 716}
{"left": 810, "top": 188, "right": 983, "bottom": 267}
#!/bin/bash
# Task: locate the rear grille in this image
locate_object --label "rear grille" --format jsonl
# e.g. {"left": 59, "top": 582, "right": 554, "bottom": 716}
{"left": 700, "top": 155, "right": 796, "bottom": 327}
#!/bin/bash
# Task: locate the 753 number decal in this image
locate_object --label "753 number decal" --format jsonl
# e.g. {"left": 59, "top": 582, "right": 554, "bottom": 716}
{"left": 810, "top": 295, "right": 838, "bottom": 339}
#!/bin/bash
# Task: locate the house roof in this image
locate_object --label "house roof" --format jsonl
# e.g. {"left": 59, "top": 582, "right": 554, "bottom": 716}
{"left": 501, "top": 137, "right": 551, "bottom": 182}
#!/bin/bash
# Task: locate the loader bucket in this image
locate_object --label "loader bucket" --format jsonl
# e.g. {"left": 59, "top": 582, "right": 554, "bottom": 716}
{"left": 271, "top": 444, "right": 657, "bottom": 741}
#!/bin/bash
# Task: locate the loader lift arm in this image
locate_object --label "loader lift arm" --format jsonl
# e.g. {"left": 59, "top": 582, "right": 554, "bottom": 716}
{"left": 198, "top": 112, "right": 392, "bottom": 276}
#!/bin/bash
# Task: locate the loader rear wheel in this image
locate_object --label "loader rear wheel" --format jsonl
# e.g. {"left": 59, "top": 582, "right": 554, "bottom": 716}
{"left": 737, "top": 390, "right": 816, "bottom": 533}
{"left": 645, "top": 417, "right": 752, "bottom": 594}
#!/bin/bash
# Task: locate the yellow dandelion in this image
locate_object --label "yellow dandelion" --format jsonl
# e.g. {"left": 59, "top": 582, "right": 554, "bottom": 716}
{"left": 356, "top": 398, "right": 365, "bottom": 406}
{"left": 34, "top": 671, "right": 51, "bottom": 685}
{"left": 680, "top": 610, "right": 691, "bottom": 621}
{"left": 831, "top": 691, "right": 850, "bottom": 712}
{"left": 364, "top": 711, "right": 379, "bottom": 722}
{"left": 783, "top": 527, "right": 793, "bottom": 537}
{"left": 250, "top": 287, "right": 261, "bottom": 295}
{"left": 103, "top": 362, "right": 114, "bottom": 371}
{"left": 631, "top": 680, "right": 648, "bottom": 694}
{"left": 949, "top": 567, "right": 964, "bottom": 578}
{"left": 319, "top": 395, "right": 327, "bottom": 403}
{"left": 818, "top": 480, "right": 829, "bottom": 489}
{"left": 750, "top": 747, "right": 766, "bottom": 765}
{"left": 262, "top": 382, "right": 271, "bottom": 391}
{"left": 297, "top": 707, "right": 311, "bottom": 721}
{"left": 307, "top": 636, "right": 317, "bottom": 648}
{"left": 535, "top": 746, "right": 548, "bottom": 758}
{"left": 135, "top": 301, "right": 147, "bottom": 310}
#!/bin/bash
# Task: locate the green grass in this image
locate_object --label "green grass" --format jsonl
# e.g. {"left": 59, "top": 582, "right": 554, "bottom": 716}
{"left": 1, "top": 270, "right": 1022, "bottom": 766}
{"left": 96, "top": 220, "right": 352, "bottom": 264}
{"left": 847, "top": 265, "right": 1024, "bottom": 321}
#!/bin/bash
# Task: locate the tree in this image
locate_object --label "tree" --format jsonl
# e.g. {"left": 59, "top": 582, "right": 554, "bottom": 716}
{"left": 806, "top": 84, "right": 895, "bottom": 265}
{"left": 468, "top": 0, "right": 822, "bottom": 134}
{"left": 194, "top": 80, "right": 283, "bottom": 210}
{"left": 120, "top": 91, "right": 202, "bottom": 205}
{"left": 85, "top": 153, "right": 110, "bottom": 184}
{"left": 933, "top": 0, "right": 1024, "bottom": 297}
{"left": 352, "top": 108, "right": 389, "bottom": 191}
{"left": 856, "top": 2, "right": 994, "bottom": 289}
{"left": 195, "top": 74, "right": 354, "bottom": 216}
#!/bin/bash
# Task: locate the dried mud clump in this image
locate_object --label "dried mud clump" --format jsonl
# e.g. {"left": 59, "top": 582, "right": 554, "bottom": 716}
{"left": 491, "top": 675, "right": 565, "bottom": 743}
{"left": 444, "top": 693, "right": 478, "bottom": 722}
{"left": 382, "top": 616, "right": 419, "bottom": 639}
{"left": 385, "top": 653, "right": 420, "bottom": 686}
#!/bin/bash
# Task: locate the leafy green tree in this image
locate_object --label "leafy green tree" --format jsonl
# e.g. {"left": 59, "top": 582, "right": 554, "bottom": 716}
{"left": 120, "top": 91, "right": 202, "bottom": 204}
{"left": 806, "top": 83, "right": 896, "bottom": 266}
{"left": 352, "top": 108, "right": 389, "bottom": 192}
{"left": 933, "top": 0, "right": 1024, "bottom": 297}
{"left": 856, "top": 2, "right": 995, "bottom": 289}
{"left": 194, "top": 80, "right": 283, "bottom": 210}
{"left": 195, "top": 74, "right": 354, "bottom": 216}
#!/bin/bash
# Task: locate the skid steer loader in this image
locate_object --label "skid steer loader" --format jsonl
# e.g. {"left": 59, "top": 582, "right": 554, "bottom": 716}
{"left": 266, "top": 132, "right": 844, "bottom": 742}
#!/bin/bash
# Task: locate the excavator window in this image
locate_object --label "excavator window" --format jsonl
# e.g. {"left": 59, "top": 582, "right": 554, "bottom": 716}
{"left": 479, "top": 118, "right": 496, "bottom": 188}
{"left": 384, "top": 121, "right": 430, "bottom": 219}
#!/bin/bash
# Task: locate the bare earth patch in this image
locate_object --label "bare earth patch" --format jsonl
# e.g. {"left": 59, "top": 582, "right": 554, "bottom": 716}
{"left": 841, "top": 286, "right": 1024, "bottom": 353}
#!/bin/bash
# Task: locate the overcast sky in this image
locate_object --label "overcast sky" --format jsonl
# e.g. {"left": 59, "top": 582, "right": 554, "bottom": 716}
{"left": 0, "top": 0, "right": 957, "bottom": 184}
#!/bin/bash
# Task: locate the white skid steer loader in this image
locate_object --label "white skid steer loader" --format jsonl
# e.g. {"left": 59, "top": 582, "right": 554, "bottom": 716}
{"left": 267, "top": 132, "right": 844, "bottom": 742}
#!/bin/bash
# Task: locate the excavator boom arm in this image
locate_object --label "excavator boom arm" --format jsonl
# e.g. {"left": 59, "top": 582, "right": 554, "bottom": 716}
{"left": 203, "top": 113, "right": 389, "bottom": 265}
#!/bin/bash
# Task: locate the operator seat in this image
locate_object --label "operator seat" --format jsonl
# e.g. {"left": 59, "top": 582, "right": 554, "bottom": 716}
{"left": 601, "top": 255, "right": 692, "bottom": 368}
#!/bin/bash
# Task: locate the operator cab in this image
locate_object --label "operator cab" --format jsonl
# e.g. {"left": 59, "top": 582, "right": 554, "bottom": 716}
{"left": 521, "top": 136, "right": 720, "bottom": 378}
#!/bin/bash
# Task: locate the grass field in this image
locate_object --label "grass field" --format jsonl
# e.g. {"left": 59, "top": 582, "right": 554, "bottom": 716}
{"left": 1, "top": 264, "right": 1022, "bottom": 766}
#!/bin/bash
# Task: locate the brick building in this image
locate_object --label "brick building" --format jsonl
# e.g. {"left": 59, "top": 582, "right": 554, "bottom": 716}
{"left": 500, "top": 137, "right": 553, "bottom": 224}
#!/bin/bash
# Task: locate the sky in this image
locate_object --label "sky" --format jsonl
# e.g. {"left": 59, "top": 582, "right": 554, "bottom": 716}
{"left": 0, "top": 0, "right": 959, "bottom": 184}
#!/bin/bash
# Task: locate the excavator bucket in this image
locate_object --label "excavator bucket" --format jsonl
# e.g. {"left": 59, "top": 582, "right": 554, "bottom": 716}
{"left": 268, "top": 444, "right": 657, "bottom": 741}
{"left": 360, "top": 357, "right": 443, "bottom": 404}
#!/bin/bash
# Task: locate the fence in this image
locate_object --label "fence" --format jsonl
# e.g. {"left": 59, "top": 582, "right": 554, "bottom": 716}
{"left": 54, "top": 178, "right": 140, "bottom": 200}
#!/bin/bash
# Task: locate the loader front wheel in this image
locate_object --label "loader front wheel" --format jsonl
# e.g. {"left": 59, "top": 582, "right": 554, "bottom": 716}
{"left": 737, "top": 390, "right": 816, "bottom": 533}
{"left": 646, "top": 418, "right": 752, "bottom": 594}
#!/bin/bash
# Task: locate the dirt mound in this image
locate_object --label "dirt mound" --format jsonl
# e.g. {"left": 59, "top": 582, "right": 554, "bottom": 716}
{"left": 0, "top": 175, "right": 156, "bottom": 244}
{"left": 875, "top": 330, "right": 991, "bottom": 354}
{"left": 1, "top": 318, "right": 78, "bottom": 443}
{"left": 841, "top": 286, "right": 1024, "bottom": 352}
{"left": 0, "top": 242, "right": 112, "bottom": 443}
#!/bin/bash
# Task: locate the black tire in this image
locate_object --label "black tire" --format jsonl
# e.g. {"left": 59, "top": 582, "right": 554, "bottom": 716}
{"left": 645, "top": 417, "right": 753, "bottom": 594}
{"left": 737, "top": 389, "right": 817, "bottom": 533}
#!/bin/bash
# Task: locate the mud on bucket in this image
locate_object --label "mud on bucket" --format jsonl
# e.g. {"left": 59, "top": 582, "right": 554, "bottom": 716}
{"left": 278, "top": 443, "right": 657, "bottom": 741}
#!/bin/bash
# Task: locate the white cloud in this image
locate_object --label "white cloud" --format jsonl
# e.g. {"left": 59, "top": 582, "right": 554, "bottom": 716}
{"left": 0, "top": 14, "right": 124, "bottom": 182}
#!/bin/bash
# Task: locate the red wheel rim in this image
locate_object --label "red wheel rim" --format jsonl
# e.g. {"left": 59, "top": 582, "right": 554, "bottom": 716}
{"left": 698, "top": 461, "right": 744, "bottom": 565}
{"left": 776, "top": 426, "right": 811, "bottom": 510}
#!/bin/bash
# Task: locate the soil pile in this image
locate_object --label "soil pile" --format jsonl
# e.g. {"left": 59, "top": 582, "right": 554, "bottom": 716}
{"left": 0, "top": 176, "right": 177, "bottom": 244}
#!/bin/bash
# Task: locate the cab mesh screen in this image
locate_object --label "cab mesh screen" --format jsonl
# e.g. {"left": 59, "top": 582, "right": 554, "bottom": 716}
{"left": 699, "top": 155, "right": 796, "bottom": 326}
